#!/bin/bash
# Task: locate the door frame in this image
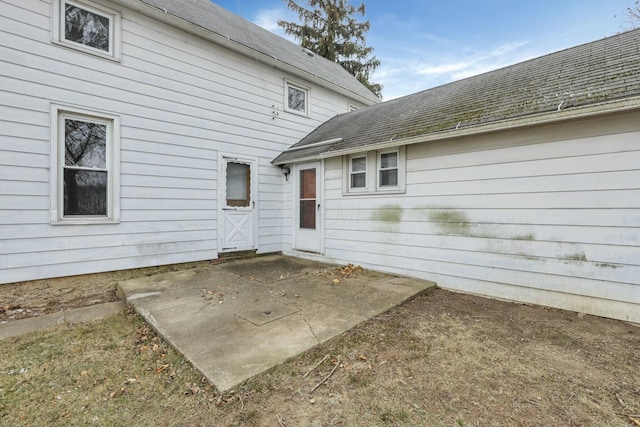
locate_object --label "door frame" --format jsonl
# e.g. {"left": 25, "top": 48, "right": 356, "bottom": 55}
{"left": 217, "top": 153, "right": 258, "bottom": 253}
{"left": 292, "top": 160, "right": 324, "bottom": 254}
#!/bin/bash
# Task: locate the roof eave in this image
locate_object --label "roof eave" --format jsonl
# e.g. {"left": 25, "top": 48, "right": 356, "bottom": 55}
{"left": 114, "top": 0, "right": 379, "bottom": 105}
{"left": 278, "top": 96, "right": 640, "bottom": 164}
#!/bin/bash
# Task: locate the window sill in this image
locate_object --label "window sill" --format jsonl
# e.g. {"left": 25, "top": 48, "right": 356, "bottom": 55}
{"left": 283, "top": 108, "right": 311, "bottom": 118}
{"left": 50, "top": 218, "right": 120, "bottom": 226}
{"left": 343, "top": 188, "right": 406, "bottom": 196}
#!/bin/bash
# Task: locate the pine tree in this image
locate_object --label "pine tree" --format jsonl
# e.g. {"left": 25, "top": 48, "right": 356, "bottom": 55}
{"left": 278, "top": 0, "right": 382, "bottom": 98}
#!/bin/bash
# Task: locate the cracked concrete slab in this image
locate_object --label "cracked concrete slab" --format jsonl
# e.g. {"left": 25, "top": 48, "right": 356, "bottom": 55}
{"left": 118, "top": 255, "right": 436, "bottom": 393}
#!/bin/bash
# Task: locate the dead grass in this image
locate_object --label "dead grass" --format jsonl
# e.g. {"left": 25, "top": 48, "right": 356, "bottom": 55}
{"left": 1, "top": 290, "right": 639, "bottom": 427}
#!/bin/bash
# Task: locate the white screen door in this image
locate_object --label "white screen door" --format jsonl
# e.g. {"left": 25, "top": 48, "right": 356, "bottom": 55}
{"left": 220, "top": 157, "right": 256, "bottom": 252}
{"left": 294, "top": 162, "right": 321, "bottom": 253}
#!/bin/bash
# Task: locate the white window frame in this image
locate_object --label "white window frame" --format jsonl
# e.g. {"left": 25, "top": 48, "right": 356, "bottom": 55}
{"left": 50, "top": 104, "right": 120, "bottom": 224}
{"left": 343, "top": 147, "right": 406, "bottom": 195}
{"left": 52, "top": 0, "right": 122, "bottom": 61}
{"left": 348, "top": 154, "right": 368, "bottom": 192}
{"left": 377, "top": 149, "right": 400, "bottom": 190}
{"left": 284, "top": 80, "right": 310, "bottom": 116}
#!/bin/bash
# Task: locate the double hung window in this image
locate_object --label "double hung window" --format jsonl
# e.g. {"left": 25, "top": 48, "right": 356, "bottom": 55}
{"left": 349, "top": 155, "right": 367, "bottom": 190}
{"left": 343, "top": 147, "right": 405, "bottom": 194}
{"left": 378, "top": 151, "right": 399, "bottom": 188}
{"left": 51, "top": 105, "right": 120, "bottom": 223}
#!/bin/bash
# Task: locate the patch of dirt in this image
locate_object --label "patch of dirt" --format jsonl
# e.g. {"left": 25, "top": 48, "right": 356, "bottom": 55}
{"left": 2, "top": 262, "right": 639, "bottom": 426}
{"left": 223, "top": 290, "right": 640, "bottom": 427}
{"left": 0, "top": 261, "right": 213, "bottom": 322}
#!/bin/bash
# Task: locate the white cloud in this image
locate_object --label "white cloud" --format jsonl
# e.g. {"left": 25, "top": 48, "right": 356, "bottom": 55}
{"left": 252, "top": 8, "right": 297, "bottom": 42}
{"left": 375, "top": 38, "right": 537, "bottom": 98}
{"left": 416, "top": 61, "right": 471, "bottom": 77}
{"left": 489, "top": 40, "right": 529, "bottom": 56}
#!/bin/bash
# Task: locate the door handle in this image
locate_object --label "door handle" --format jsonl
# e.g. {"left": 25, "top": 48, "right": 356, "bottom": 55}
{"left": 253, "top": 201, "right": 255, "bottom": 208}
{"left": 317, "top": 203, "right": 320, "bottom": 210}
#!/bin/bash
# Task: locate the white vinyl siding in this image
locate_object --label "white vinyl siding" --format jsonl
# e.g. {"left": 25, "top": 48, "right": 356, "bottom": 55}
{"left": 321, "top": 111, "right": 640, "bottom": 323}
{"left": 0, "top": 0, "right": 366, "bottom": 283}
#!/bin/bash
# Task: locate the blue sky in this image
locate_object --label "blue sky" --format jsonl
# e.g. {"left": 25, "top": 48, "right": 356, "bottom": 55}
{"left": 213, "top": 0, "right": 634, "bottom": 99}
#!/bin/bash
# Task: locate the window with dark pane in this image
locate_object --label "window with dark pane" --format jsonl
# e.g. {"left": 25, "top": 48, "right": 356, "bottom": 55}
{"left": 63, "top": 118, "right": 108, "bottom": 216}
{"left": 379, "top": 152, "right": 398, "bottom": 187}
{"left": 226, "top": 162, "right": 250, "bottom": 207}
{"left": 288, "top": 85, "right": 306, "bottom": 113}
{"left": 64, "top": 2, "right": 111, "bottom": 52}
{"left": 350, "top": 156, "right": 366, "bottom": 189}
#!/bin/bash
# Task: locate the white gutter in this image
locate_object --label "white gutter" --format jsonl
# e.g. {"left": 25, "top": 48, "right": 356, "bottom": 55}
{"left": 113, "top": 0, "right": 379, "bottom": 106}
{"left": 283, "top": 96, "right": 640, "bottom": 162}
{"left": 283, "top": 137, "right": 343, "bottom": 153}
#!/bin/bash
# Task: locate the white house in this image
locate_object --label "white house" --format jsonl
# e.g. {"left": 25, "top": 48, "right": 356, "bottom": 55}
{"left": 0, "top": 0, "right": 379, "bottom": 284}
{"left": 2, "top": 1, "right": 638, "bottom": 324}
{"left": 274, "top": 28, "right": 640, "bottom": 324}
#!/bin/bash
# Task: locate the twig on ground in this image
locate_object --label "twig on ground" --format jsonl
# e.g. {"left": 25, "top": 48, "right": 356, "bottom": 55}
{"left": 276, "top": 414, "right": 286, "bottom": 427}
{"left": 239, "top": 394, "right": 244, "bottom": 411}
{"left": 303, "top": 354, "right": 329, "bottom": 378}
{"left": 310, "top": 357, "right": 340, "bottom": 394}
{"left": 615, "top": 393, "right": 626, "bottom": 408}
{"left": 629, "top": 416, "right": 640, "bottom": 427}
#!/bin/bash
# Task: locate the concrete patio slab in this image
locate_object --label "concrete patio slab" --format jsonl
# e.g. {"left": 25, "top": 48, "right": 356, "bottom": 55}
{"left": 117, "top": 255, "right": 436, "bottom": 393}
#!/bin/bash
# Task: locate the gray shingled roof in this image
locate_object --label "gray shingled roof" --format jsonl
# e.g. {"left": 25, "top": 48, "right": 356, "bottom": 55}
{"left": 274, "top": 27, "right": 640, "bottom": 165}
{"left": 134, "top": 0, "right": 379, "bottom": 104}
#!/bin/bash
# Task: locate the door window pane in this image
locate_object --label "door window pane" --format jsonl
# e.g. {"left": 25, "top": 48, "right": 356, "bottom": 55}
{"left": 300, "top": 169, "right": 316, "bottom": 199}
{"left": 226, "top": 162, "right": 250, "bottom": 207}
{"left": 300, "top": 169, "right": 316, "bottom": 229}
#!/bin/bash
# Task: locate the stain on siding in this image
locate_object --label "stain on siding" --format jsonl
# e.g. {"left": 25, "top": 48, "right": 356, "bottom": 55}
{"left": 564, "top": 252, "right": 588, "bottom": 262}
{"left": 427, "top": 208, "right": 471, "bottom": 236}
{"left": 371, "top": 204, "right": 403, "bottom": 223}
{"left": 595, "top": 263, "right": 622, "bottom": 269}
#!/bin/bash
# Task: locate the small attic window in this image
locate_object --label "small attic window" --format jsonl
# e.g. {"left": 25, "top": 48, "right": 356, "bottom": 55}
{"left": 285, "top": 81, "right": 310, "bottom": 116}
{"left": 52, "top": 0, "right": 121, "bottom": 61}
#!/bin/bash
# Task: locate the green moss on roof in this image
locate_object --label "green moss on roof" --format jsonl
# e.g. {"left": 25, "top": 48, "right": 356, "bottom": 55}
{"left": 274, "top": 28, "right": 640, "bottom": 164}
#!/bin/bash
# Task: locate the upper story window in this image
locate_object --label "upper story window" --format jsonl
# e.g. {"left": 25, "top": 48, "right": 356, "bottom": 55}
{"left": 51, "top": 105, "right": 120, "bottom": 224}
{"left": 52, "top": 0, "right": 121, "bottom": 61}
{"left": 285, "top": 80, "right": 310, "bottom": 116}
{"left": 343, "top": 147, "right": 406, "bottom": 195}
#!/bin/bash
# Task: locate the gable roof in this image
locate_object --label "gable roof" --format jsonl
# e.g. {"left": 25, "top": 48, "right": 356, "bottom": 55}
{"left": 274, "top": 27, "right": 640, "bottom": 165}
{"left": 116, "top": 0, "right": 380, "bottom": 104}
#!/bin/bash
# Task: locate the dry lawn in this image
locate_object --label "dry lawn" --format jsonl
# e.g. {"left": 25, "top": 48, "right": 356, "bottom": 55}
{"left": 1, "top": 285, "right": 639, "bottom": 426}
